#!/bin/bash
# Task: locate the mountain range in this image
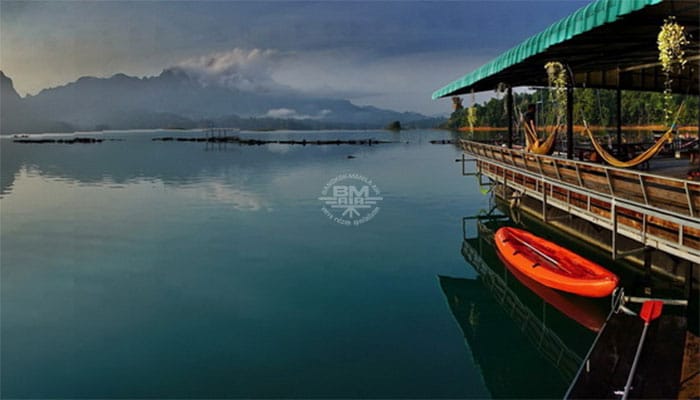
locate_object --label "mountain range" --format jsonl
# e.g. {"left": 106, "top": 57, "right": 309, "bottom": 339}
{"left": 0, "top": 69, "right": 440, "bottom": 134}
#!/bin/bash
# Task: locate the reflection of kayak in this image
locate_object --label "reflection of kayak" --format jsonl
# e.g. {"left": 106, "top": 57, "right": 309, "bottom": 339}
{"left": 494, "top": 227, "right": 618, "bottom": 298}
{"left": 496, "top": 251, "right": 605, "bottom": 332}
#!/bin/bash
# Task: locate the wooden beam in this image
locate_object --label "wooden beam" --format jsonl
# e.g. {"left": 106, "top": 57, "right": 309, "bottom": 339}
{"left": 617, "top": 68, "right": 622, "bottom": 148}
{"left": 567, "top": 85, "right": 574, "bottom": 159}
{"left": 507, "top": 86, "right": 513, "bottom": 149}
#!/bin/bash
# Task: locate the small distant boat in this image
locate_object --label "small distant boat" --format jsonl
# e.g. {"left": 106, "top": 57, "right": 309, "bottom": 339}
{"left": 494, "top": 227, "right": 618, "bottom": 298}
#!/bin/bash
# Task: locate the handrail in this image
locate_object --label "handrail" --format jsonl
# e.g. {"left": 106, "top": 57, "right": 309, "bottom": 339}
{"left": 462, "top": 140, "right": 700, "bottom": 264}
{"left": 460, "top": 139, "right": 696, "bottom": 186}
{"left": 460, "top": 140, "right": 699, "bottom": 222}
{"left": 504, "top": 156, "right": 698, "bottom": 226}
{"left": 476, "top": 153, "right": 699, "bottom": 230}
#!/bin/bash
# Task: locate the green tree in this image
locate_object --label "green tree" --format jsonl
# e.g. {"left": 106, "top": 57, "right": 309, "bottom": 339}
{"left": 439, "top": 88, "right": 697, "bottom": 131}
{"left": 574, "top": 88, "right": 596, "bottom": 125}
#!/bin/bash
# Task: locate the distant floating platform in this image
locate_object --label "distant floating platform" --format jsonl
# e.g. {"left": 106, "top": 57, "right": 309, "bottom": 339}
{"left": 13, "top": 137, "right": 105, "bottom": 144}
{"left": 152, "top": 136, "right": 393, "bottom": 146}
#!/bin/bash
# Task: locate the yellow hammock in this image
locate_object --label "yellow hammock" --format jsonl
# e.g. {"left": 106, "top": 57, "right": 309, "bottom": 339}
{"left": 582, "top": 125, "right": 673, "bottom": 168}
{"left": 581, "top": 102, "right": 684, "bottom": 168}
{"left": 524, "top": 119, "right": 561, "bottom": 155}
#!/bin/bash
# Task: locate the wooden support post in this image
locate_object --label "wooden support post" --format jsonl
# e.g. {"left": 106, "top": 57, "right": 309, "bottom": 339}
{"left": 643, "top": 247, "right": 652, "bottom": 268}
{"left": 611, "top": 202, "right": 617, "bottom": 258}
{"left": 542, "top": 182, "right": 548, "bottom": 222}
{"left": 567, "top": 85, "right": 574, "bottom": 159}
{"left": 617, "top": 70, "right": 622, "bottom": 149}
{"left": 685, "top": 262, "right": 693, "bottom": 301}
{"left": 643, "top": 247, "right": 653, "bottom": 296}
{"left": 507, "top": 86, "right": 514, "bottom": 149}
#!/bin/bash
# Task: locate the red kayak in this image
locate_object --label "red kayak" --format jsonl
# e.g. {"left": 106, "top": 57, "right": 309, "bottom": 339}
{"left": 494, "top": 227, "right": 619, "bottom": 298}
{"left": 496, "top": 251, "right": 606, "bottom": 331}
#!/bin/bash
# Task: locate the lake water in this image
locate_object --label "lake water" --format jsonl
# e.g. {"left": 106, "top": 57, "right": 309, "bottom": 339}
{"left": 0, "top": 129, "right": 661, "bottom": 398}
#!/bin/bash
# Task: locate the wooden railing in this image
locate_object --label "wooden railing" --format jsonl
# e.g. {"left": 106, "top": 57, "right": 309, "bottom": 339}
{"left": 460, "top": 140, "right": 700, "bottom": 263}
{"left": 461, "top": 140, "right": 700, "bottom": 219}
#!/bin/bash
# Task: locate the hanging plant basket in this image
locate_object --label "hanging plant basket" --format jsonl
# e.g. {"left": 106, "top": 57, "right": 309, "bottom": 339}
{"left": 657, "top": 16, "right": 689, "bottom": 124}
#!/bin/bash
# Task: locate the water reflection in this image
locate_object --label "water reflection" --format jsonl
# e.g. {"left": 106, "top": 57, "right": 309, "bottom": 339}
{"left": 497, "top": 251, "right": 606, "bottom": 332}
{"left": 2, "top": 129, "right": 485, "bottom": 398}
{"left": 440, "top": 209, "right": 608, "bottom": 397}
{"left": 0, "top": 134, "right": 348, "bottom": 195}
{"left": 0, "top": 129, "right": 459, "bottom": 196}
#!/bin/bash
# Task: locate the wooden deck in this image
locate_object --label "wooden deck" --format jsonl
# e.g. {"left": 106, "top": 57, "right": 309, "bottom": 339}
{"left": 461, "top": 140, "right": 700, "bottom": 265}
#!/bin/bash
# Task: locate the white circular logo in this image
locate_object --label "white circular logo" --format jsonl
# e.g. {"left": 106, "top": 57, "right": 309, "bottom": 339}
{"left": 319, "top": 173, "right": 383, "bottom": 226}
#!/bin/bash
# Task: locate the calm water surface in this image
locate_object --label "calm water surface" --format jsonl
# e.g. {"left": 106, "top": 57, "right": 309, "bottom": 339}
{"left": 1, "top": 130, "right": 650, "bottom": 398}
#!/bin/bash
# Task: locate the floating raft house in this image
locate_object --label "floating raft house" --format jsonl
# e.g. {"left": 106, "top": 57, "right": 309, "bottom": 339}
{"left": 435, "top": 0, "right": 699, "bottom": 397}
{"left": 434, "top": 0, "right": 699, "bottom": 273}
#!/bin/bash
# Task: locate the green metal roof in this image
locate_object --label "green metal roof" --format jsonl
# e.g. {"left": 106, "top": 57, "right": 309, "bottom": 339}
{"left": 432, "top": 0, "right": 665, "bottom": 99}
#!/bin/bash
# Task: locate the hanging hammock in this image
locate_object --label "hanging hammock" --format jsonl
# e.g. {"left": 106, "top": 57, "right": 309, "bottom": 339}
{"left": 582, "top": 125, "right": 673, "bottom": 168}
{"left": 523, "top": 118, "right": 561, "bottom": 155}
{"left": 516, "top": 106, "right": 560, "bottom": 155}
{"left": 581, "top": 102, "right": 685, "bottom": 168}
{"left": 534, "top": 127, "right": 560, "bottom": 155}
{"left": 523, "top": 119, "right": 537, "bottom": 149}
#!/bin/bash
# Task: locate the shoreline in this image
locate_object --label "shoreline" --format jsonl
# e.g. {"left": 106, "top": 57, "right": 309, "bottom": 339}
{"left": 458, "top": 124, "right": 700, "bottom": 133}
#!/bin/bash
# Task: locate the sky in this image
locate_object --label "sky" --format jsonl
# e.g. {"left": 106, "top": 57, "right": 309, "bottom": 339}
{"left": 0, "top": 1, "right": 589, "bottom": 115}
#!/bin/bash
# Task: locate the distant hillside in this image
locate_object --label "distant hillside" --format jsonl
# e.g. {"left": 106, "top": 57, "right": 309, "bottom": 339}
{"left": 0, "top": 69, "right": 440, "bottom": 134}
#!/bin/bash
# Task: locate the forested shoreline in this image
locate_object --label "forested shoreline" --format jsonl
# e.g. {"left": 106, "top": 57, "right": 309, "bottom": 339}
{"left": 443, "top": 89, "right": 699, "bottom": 130}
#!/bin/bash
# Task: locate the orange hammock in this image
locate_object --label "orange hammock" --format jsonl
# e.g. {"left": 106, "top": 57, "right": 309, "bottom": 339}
{"left": 523, "top": 119, "right": 561, "bottom": 155}
{"left": 581, "top": 102, "right": 684, "bottom": 168}
{"left": 582, "top": 125, "right": 673, "bottom": 168}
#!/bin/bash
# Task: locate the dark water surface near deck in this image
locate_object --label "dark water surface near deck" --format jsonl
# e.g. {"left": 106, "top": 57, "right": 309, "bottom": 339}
{"left": 1, "top": 130, "right": 656, "bottom": 398}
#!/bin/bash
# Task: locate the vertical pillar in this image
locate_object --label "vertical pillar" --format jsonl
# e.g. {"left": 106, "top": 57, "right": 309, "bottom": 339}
{"left": 542, "top": 183, "right": 548, "bottom": 222}
{"left": 567, "top": 85, "right": 574, "bottom": 159}
{"left": 616, "top": 85, "right": 622, "bottom": 149}
{"left": 685, "top": 262, "right": 694, "bottom": 301}
{"left": 507, "top": 86, "right": 514, "bottom": 149}
{"left": 643, "top": 247, "right": 653, "bottom": 296}
{"left": 611, "top": 202, "right": 617, "bottom": 258}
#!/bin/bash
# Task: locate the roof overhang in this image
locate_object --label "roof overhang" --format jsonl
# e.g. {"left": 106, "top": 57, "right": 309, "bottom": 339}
{"left": 432, "top": 0, "right": 700, "bottom": 98}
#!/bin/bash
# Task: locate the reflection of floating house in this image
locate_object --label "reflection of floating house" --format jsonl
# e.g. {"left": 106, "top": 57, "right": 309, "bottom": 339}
{"left": 439, "top": 275, "right": 579, "bottom": 398}
{"left": 459, "top": 243, "right": 588, "bottom": 375}
{"left": 438, "top": 219, "right": 608, "bottom": 397}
